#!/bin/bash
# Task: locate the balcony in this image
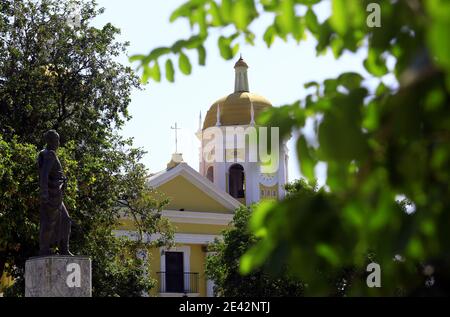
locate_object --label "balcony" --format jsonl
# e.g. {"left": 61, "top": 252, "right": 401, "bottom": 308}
{"left": 157, "top": 272, "right": 199, "bottom": 296}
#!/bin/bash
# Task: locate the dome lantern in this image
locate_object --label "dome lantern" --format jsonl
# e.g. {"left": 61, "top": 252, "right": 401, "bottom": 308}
{"left": 202, "top": 57, "right": 273, "bottom": 130}
{"left": 234, "top": 55, "right": 249, "bottom": 93}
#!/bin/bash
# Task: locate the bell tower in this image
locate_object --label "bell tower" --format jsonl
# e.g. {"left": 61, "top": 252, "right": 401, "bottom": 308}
{"left": 198, "top": 57, "right": 289, "bottom": 205}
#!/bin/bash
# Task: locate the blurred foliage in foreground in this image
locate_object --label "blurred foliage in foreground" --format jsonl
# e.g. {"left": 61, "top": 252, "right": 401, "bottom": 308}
{"left": 135, "top": 0, "right": 450, "bottom": 296}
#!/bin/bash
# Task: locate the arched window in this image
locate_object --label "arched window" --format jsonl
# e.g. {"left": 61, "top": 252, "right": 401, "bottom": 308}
{"left": 206, "top": 166, "right": 214, "bottom": 183}
{"left": 229, "top": 164, "right": 245, "bottom": 199}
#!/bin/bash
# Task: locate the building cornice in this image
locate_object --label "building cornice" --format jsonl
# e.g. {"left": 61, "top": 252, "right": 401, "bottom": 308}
{"left": 162, "top": 210, "right": 233, "bottom": 226}
{"left": 113, "top": 230, "right": 221, "bottom": 245}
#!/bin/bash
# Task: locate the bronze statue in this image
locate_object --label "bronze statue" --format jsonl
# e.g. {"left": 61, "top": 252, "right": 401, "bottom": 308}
{"left": 38, "top": 130, "right": 73, "bottom": 256}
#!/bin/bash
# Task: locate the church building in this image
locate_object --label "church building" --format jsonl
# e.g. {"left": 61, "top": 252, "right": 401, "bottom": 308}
{"left": 118, "top": 57, "right": 289, "bottom": 297}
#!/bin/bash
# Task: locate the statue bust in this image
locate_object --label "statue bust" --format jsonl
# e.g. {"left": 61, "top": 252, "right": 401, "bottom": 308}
{"left": 37, "top": 130, "right": 73, "bottom": 256}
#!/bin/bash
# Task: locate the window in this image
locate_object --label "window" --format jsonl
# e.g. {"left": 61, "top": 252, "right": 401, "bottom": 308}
{"left": 165, "top": 252, "right": 184, "bottom": 293}
{"left": 159, "top": 246, "right": 198, "bottom": 294}
{"left": 206, "top": 166, "right": 214, "bottom": 183}
{"left": 229, "top": 164, "right": 245, "bottom": 199}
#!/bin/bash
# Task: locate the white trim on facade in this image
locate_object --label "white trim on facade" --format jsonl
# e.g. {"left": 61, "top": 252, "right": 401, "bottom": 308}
{"left": 113, "top": 230, "right": 221, "bottom": 245}
{"left": 162, "top": 210, "right": 233, "bottom": 225}
{"left": 160, "top": 245, "right": 191, "bottom": 274}
{"left": 172, "top": 233, "right": 220, "bottom": 244}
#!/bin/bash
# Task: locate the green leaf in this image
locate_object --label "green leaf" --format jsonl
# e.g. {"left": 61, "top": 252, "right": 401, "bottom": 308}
{"left": 315, "top": 243, "right": 340, "bottom": 266}
{"left": 192, "top": 7, "right": 208, "bottom": 36}
{"left": 363, "top": 49, "right": 388, "bottom": 77}
{"left": 295, "top": 0, "right": 321, "bottom": 4}
{"left": 425, "top": 88, "right": 445, "bottom": 112}
{"left": 318, "top": 89, "right": 369, "bottom": 162}
{"left": 261, "top": 0, "right": 278, "bottom": 11}
{"left": 406, "top": 237, "right": 425, "bottom": 259}
{"left": 220, "top": 0, "right": 233, "bottom": 23}
{"left": 232, "top": 0, "right": 255, "bottom": 30}
{"left": 304, "top": 81, "right": 319, "bottom": 89}
{"left": 165, "top": 59, "right": 175, "bottom": 83}
{"left": 170, "top": 1, "right": 200, "bottom": 22}
{"left": 375, "top": 81, "right": 388, "bottom": 97}
{"left": 426, "top": 0, "right": 450, "bottom": 72}
{"left": 263, "top": 25, "right": 276, "bottom": 47}
{"left": 324, "top": 78, "right": 338, "bottom": 94}
{"left": 330, "top": 0, "right": 348, "bottom": 35}
{"left": 142, "top": 62, "right": 161, "bottom": 83}
{"left": 305, "top": 8, "right": 319, "bottom": 34}
{"left": 197, "top": 45, "right": 206, "bottom": 66}
{"left": 337, "top": 72, "right": 364, "bottom": 90}
{"left": 297, "top": 136, "right": 316, "bottom": 182}
{"left": 178, "top": 52, "right": 192, "bottom": 75}
{"left": 330, "top": 0, "right": 364, "bottom": 36}
{"left": 150, "top": 61, "right": 161, "bottom": 82}
{"left": 141, "top": 65, "right": 150, "bottom": 84}
{"left": 185, "top": 35, "right": 204, "bottom": 49}
{"left": 250, "top": 200, "right": 276, "bottom": 232}
{"left": 293, "top": 17, "right": 306, "bottom": 42}
{"left": 144, "top": 47, "right": 171, "bottom": 63}
{"left": 129, "top": 54, "right": 146, "bottom": 63}
{"left": 240, "top": 241, "right": 273, "bottom": 275}
{"left": 330, "top": 36, "right": 344, "bottom": 58}
{"left": 244, "top": 31, "right": 256, "bottom": 45}
{"left": 231, "top": 43, "right": 240, "bottom": 57}
{"left": 316, "top": 20, "right": 333, "bottom": 54}
{"left": 209, "top": 1, "right": 223, "bottom": 26}
{"left": 277, "top": 0, "right": 296, "bottom": 35}
{"left": 362, "top": 100, "right": 379, "bottom": 131}
{"left": 171, "top": 39, "right": 188, "bottom": 53}
{"left": 218, "top": 36, "right": 233, "bottom": 60}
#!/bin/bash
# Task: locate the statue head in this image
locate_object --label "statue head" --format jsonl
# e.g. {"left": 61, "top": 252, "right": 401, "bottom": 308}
{"left": 44, "top": 130, "right": 60, "bottom": 150}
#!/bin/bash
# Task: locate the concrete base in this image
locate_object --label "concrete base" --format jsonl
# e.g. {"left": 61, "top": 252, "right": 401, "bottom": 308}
{"left": 25, "top": 256, "right": 92, "bottom": 297}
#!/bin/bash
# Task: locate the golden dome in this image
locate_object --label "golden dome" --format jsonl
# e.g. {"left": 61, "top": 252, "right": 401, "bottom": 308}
{"left": 203, "top": 92, "right": 272, "bottom": 130}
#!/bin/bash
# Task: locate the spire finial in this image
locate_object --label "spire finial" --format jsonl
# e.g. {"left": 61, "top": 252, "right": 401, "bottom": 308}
{"left": 216, "top": 104, "right": 222, "bottom": 126}
{"left": 250, "top": 101, "right": 256, "bottom": 125}
{"left": 170, "top": 122, "right": 181, "bottom": 153}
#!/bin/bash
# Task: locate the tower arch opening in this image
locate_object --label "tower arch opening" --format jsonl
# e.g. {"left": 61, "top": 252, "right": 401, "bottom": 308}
{"left": 206, "top": 166, "right": 214, "bottom": 183}
{"left": 229, "top": 164, "right": 245, "bottom": 200}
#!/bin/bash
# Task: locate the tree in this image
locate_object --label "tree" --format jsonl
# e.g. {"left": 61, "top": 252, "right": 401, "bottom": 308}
{"left": 206, "top": 204, "right": 303, "bottom": 297}
{"left": 135, "top": 0, "right": 450, "bottom": 296}
{"left": 0, "top": 0, "right": 137, "bottom": 146}
{"left": 0, "top": 0, "right": 173, "bottom": 296}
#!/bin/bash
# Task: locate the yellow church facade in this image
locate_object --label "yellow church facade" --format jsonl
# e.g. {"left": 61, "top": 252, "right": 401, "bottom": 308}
{"left": 116, "top": 160, "right": 241, "bottom": 296}
{"left": 116, "top": 57, "right": 289, "bottom": 297}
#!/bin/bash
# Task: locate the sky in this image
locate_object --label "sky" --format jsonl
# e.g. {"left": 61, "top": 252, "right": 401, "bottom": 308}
{"left": 92, "top": 0, "right": 378, "bottom": 185}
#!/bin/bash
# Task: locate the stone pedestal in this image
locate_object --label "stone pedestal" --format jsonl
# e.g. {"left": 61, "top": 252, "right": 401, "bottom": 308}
{"left": 25, "top": 256, "right": 92, "bottom": 297}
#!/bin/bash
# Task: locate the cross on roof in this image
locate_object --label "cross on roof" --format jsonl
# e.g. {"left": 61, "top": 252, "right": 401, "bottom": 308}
{"left": 171, "top": 122, "right": 181, "bottom": 153}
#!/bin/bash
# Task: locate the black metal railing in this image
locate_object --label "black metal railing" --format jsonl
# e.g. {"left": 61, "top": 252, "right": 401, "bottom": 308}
{"left": 157, "top": 272, "right": 199, "bottom": 294}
